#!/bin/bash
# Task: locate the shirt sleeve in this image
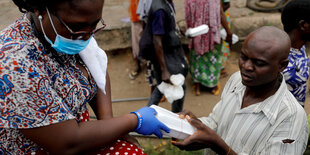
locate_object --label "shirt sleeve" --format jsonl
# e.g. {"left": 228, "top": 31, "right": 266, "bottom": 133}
{"left": 260, "top": 107, "right": 308, "bottom": 154}
{"left": 152, "top": 9, "right": 166, "bottom": 35}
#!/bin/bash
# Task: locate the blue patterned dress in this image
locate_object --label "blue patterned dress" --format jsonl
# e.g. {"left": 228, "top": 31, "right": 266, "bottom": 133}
{"left": 0, "top": 14, "right": 97, "bottom": 154}
{"left": 282, "top": 45, "right": 309, "bottom": 107}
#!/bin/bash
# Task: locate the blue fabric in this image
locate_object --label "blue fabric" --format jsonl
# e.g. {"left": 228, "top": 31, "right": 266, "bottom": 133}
{"left": 282, "top": 45, "right": 310, "bottom": 106}
{"left": 152, "top": 1, "right": 175, "bottom": 35}
{"left": 152, "top": 9, "right": 166, "bottom": 35}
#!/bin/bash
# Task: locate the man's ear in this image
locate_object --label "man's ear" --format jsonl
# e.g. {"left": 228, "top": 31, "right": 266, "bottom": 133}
{"left": 279, "top": 58, "right": 289, "bottom": 72}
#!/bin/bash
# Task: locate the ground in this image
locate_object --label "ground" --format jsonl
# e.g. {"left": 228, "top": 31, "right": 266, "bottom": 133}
{"left": 106, "top": 47, "right": 240, "bottom": 118}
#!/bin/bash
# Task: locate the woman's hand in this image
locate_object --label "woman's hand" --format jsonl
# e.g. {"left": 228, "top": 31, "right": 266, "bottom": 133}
{"left": 132, "top": 107, "right": 170, "bottom": 138}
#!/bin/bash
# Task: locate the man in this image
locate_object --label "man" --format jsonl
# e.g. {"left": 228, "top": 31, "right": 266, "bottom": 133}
{"left": 172, "top": 26, "right": 308, "bottom": 154}
{"left": 139, "top": 0, "right": 188, "bottom": 113}
{"left": 281, "top": 0, "right": 310, "bottom": 106}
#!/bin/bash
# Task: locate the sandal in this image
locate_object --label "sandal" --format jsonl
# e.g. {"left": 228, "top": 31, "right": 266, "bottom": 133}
{"left": 211, "top": 83, "right": 221, "bottom": 96}
{"left": 129, "top": 71, "right": 138, "bottom": 80}
{"left": 220, "top": 69, "right": 228, "bottom": 78}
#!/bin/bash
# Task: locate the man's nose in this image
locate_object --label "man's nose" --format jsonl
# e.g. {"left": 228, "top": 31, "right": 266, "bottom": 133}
{"left": 243, "top": 60, "right": 254, "bottom": 71}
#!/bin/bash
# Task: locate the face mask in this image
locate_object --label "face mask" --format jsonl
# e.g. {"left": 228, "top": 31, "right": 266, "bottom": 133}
{"left": 38, "top": 9, "right": 91, "bottom": 55}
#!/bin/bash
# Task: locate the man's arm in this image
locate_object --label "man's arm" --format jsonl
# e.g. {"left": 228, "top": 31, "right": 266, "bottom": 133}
{"left": 153, "top": 35, "right": 171, "bottom": 82}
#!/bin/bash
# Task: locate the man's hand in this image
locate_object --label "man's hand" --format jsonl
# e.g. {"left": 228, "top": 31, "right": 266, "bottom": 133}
{"left": 161, "top": 69, "right": 172, "bottom": 84}
{"left": 172, "top": 115, "right": 236, "bottom": 154}
{"left": 171, "top": 115, "right": 216, "bottom": 151}
{"left": 178, "top": 109, "right": 199, "bottom": 121}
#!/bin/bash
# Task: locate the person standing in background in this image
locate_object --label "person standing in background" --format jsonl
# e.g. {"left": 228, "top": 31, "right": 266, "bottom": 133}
{"left": 139, "top": 0, "right": 188, "bottom": 113}
{"left": 129, "top": 0, "right": 144, "bottom": 80}
{"left": 281, "top": 0, "right": 310, "bottom": 107}
{"left": 185, "top": 0, "right": 232, "bottom": 96}
{"left": 220, "top": 0, "right": 231, "bottom": 78}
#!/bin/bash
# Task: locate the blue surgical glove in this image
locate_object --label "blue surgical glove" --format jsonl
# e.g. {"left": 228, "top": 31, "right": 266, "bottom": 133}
{"left": 131, "top": 107, "right": 170, "bottom": 138}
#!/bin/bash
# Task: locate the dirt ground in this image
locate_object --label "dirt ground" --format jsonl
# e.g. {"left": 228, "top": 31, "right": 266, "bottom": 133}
{"left": 106, "top": 47, "right": 239, "bottom": 118}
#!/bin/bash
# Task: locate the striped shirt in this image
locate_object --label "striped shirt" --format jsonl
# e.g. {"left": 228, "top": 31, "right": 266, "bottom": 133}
{"left": 200, "top": 71, "right": 308, "bottom": 155}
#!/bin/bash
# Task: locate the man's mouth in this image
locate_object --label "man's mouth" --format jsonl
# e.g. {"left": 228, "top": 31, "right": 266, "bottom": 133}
{"left": 241, "top": 72, "right": 253, "bottom": 81}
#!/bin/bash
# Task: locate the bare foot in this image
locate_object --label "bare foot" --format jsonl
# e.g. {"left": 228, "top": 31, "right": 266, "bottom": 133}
{"left": 193, "top": 83, "right": 201, "bottom": 96}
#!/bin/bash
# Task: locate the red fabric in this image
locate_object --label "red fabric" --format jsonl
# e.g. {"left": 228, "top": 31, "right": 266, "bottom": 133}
{"left": 95, "top": 140, "right": 146, "bottom": 155}
{"left": 129, "top": 0, "right": 140, "bottom": 22}
{"left": 185, "top": 0, "right": 221, "bottom": 54}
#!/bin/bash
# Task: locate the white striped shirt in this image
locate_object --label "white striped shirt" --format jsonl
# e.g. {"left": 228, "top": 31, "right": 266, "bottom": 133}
{"left": 200, "top": 71, "right": 308, "bottom": 155}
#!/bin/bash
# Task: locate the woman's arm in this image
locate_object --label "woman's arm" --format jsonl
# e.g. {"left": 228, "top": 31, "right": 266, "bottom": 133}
{"left": 90, "top": 72, "right": 113, "bottom": 120}
{"left": 220, "top": 3, "right": 232, "bottom": 46}
{"left": 20, "top": 106, "right": 170, "bottom": 154}
{"left": 20, "top": 114, "right": 138, "bottom": 155}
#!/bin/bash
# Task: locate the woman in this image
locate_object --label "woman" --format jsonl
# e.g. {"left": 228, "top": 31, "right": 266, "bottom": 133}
{"left": 185, "top": 0, "right": 232, "bottom": 96}
{"left": 281, "top": 0, "right": 310, "bottom": 107}
{"left": 220, "top": 0, "right": 231, "bottom": 78}
{"left": 0, "top": 0, "right": 169, "bottom": 154}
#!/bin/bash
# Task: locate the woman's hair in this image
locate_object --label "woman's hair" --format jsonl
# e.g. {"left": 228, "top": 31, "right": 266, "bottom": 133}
{"left": 12, "top": 0, "right": 64, "bottom": 13}
{"left": 281, "top": 0, "right": 310, "bottom": 32}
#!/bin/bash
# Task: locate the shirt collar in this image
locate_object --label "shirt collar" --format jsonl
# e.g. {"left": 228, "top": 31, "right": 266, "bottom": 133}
{"left": 233, "top": 74, "right": 287, "bottom": 125}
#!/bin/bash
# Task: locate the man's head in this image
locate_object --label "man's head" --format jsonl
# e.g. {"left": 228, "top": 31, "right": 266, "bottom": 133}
{"left": 281, "top": 0, "right": 310, "bottom": 40}
{"left": 239, "top": 26, "right": 291, "bottom": 87}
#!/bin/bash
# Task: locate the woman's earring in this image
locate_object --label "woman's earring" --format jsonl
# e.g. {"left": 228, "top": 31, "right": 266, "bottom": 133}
{"left": 38, "top": 15, "right": 42, "bottom": 20}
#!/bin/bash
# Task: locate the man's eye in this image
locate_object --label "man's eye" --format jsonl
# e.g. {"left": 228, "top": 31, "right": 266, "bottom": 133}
{"left": 254, "top": 61, "right": 266, "bottom": 66}
{"left": 240, "top": 54, "right": 247, "bottom": 60}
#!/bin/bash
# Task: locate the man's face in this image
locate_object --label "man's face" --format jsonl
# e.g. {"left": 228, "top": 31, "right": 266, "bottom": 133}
{"left": 238, "top": 35, "right": 281, "bottom": 87}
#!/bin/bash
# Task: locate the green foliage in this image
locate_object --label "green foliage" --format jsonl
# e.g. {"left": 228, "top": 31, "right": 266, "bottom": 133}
{"left": 142, "top": 140, "right": 204, "bottom": 155}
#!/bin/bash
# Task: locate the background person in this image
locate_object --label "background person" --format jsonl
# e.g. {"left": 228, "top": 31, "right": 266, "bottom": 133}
{"left": 0, "top": 0, "right": 169, "bottom": 154}
{"left": 220, "top": 0, "right": 231, "bottom": 78}
{"left": 139, "top": 0, "right": 188, "bottom": 113}
{"left": 185, "top": 0, "right": 232, "bottom": 96}
{"left": 129, "top": 0, "right": 144, "bottom": 80}
{"left": 281, "top": 0, "right": 310, "bottom": 107}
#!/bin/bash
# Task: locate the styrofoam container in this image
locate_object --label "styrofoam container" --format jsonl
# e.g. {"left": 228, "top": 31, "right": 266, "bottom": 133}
{"left": 220, "top": 29, "right": 239, "bottom": 44}
{"left": 185, "top": 24, "right": 209, "bottom": 37}
{"left": 151, "top": 105, "right": 196, "bottom": 139}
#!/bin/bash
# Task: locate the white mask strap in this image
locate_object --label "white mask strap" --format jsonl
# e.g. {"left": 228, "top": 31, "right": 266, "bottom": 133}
{"left": 46, "top": 7, "right": 58, "bottom": 34}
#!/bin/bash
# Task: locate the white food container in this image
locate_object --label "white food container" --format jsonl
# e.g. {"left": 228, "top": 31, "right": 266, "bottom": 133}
{"left": 151, "top": 105, "right": 196, "bottom": 139}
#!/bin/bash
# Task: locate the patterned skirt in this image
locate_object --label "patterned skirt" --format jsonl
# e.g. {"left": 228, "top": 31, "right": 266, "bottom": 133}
{"left": 189, "top": 44, "right": 222, "bottom": 88}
